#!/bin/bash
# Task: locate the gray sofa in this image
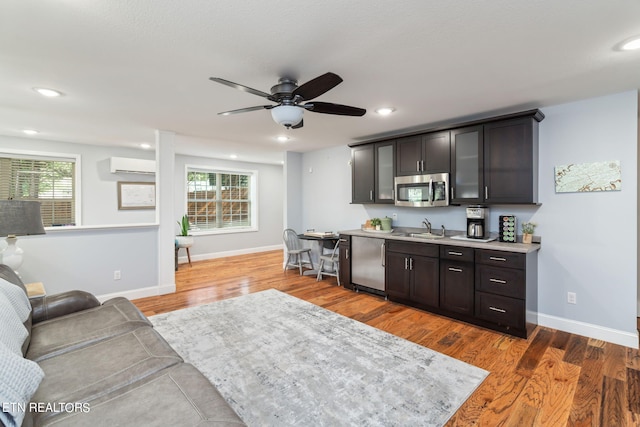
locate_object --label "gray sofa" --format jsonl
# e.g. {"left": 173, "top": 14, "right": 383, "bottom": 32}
{"left": 0, "top": 264, "right": 245, "bottom": 427}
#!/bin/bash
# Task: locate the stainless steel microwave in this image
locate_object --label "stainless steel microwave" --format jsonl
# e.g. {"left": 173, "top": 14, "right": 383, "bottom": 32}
{"left": 394, "top": 173, "right": 450, "bottom": 207}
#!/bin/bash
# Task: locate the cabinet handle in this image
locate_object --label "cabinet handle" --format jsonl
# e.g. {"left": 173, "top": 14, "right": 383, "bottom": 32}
{"left": 416, "top": 160, "right": 420, "bottom": 172}
{"left": 490, "top": 278, "right": 507, "bottom": 284}
{"left": 485, "top": 186, "right": 489, "bottom": 200}
{"left": 451, "top": 187, "right": 455, "bottom": 200}
{"left": 421, "top": 160, "right": 425, "bottom": 172}
{"left": 370, "top": 190, "right": 374, "bottom": 201}
{"left": 404, "top": 257, "right": 408, "bottom": 270}
{"left": 346, "top": 249, "right": 349, "bottom": 260}
{"left": 448, "top": 251, "right": 463, "bottom": 256}
{"left": 489, "top": 306, "right": 506, "bottom": 313}
{"left": 489, "top": 256, "right": 507, "bottom": 262}
{"left": 409, "top": 258, "right": 414, "bottom": 270}
{"left": 448, "top": 267, "right": 463, "bottom": 272}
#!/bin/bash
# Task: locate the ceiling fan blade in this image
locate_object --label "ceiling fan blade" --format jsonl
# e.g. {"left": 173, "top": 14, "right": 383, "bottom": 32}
{"left": 291, "top": 119, "right": 304, "bottom": 129}
{"left": 218, "top": 105, "right": 273, "bottom": 116}
{"left": 305, "top": 102, "right": 366, "bottom": 116}
{"left": 209, "top": 77, "right": 273, "bottom": 99}
{"left": 292, "top": 72, "right": 343, "bottom": 101}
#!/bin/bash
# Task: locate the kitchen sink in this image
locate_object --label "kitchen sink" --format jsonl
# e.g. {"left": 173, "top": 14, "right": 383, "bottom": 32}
{"left": 407, "top": 232, "right": 445, "bottom": 240}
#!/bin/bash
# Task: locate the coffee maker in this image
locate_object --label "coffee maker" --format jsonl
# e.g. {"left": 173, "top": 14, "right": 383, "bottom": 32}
{"left": 466, "top": 205, "right": 488, "bottom": 239}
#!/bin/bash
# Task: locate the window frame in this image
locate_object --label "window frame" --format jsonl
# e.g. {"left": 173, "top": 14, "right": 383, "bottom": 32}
{"left": 0, "top": 149, "right": 82, "bottom": 228}
{"left": 184, "top": 164, "right": 258, "bottom": 235}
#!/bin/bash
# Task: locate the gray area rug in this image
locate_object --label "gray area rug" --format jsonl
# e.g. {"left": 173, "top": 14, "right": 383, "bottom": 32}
{"left": 150, "top": 289, "right": 488, "bottom": 426}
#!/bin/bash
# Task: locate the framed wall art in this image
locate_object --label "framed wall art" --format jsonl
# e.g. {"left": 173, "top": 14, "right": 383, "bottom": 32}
{"left": 117, "top": 181, "right": 156, "bottom": 210}
{"left": 554, "top": 160, "right": 621, "bottom": 193}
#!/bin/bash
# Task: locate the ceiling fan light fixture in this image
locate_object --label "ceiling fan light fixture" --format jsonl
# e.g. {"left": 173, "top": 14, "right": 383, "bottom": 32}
{"left": 271, "top": 105, "right": 304, "bottom": 127}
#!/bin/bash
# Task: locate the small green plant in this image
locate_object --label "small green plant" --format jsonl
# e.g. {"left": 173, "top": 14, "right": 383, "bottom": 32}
{"left": 521, "top": 221, "right": 537, "bottom": 235}
{"left": 177, "top": 214, "right": 190, "bottom": 236}
{"left": 370, "top": 218, "right": 382, "bottom": 227}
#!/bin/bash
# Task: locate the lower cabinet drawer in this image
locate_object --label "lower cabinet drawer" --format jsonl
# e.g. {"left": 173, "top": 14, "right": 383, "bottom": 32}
{"left": 476, "top": 265, "right": 525, "bottom": 299}
{"left": 475, "top": 292, "right": 525, "bottom": 330}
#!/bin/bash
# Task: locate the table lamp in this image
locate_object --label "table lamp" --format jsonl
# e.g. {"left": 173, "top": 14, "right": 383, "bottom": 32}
{"left": 0, "top": 200, "right": 46, "bottom": 275}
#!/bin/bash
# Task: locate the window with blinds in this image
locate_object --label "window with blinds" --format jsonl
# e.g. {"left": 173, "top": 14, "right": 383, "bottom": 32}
{"left": 186, "top": 168, "right": 256, "bottom": 232}
{"left": 0, "top": 156, "right": 76, "bottom": 227}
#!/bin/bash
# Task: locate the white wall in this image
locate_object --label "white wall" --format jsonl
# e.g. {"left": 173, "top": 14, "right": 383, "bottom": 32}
{"left": 18, "top": 226, "right": 158, "bottom": 297}
{"left": 298, "top": 90, "right": 639, "bottom": 347}
{"left": 173, "top": 154, "right": 284, "bottom": 261}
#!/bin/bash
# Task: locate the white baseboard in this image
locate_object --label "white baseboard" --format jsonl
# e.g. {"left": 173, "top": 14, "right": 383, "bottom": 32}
{"left": 538, "top": 312, "right": 638, "bottom": 349}
{"left": 96, "top": 283, "right": 176, "bottom": 303}
{"left": 177, "top": 244, "right": 283, "bottom": 264}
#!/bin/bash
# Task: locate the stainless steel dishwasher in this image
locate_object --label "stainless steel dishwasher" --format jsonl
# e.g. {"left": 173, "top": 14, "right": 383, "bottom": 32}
{"left": 351, "top": 236, "right": 385, "bottom": 293}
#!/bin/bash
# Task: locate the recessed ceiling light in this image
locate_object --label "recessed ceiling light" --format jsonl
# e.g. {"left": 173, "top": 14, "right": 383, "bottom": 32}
{"left": 230, "top": 154, "right": 238, "bottom": 159}
{"left": 33, "top": 87, "right": 62, "bottom": 97}
{"left": 621, "top": 36, "right": 640, "bottom": 51}
{"left": 276, "top": 135, "right": 289, "bottom": 142}
{"left": 22, "top": 129, "right": 39, "bottom": 135}
{"left": 375, "top": 107, "right": 396, "bottom": 116}
{"left": 140, "top": 143, "right": 152, "bottom": 149}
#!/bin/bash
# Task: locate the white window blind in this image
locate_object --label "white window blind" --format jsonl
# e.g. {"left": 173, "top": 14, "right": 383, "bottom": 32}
{"left": 0, "top": 156, "right": 76, "bottom": 227}
{"left": 186, "top": 168, "right": 255, "bottom": 231}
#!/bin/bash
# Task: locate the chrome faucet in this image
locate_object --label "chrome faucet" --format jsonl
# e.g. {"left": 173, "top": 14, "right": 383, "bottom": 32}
{"left": 422, "top": 218, "right": 432, "bottom": 233}
{"left": 440, "top": 224, "right": 446, "bottom": 237}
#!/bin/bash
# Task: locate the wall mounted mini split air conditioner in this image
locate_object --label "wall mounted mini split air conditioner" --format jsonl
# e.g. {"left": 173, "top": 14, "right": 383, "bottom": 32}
{"left": 109, "top": 157, "right": 156, "bottom": 175}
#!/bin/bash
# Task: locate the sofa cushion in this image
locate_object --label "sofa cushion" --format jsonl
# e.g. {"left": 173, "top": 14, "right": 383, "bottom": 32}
{"left": 39, "top": 363, "right": 246, "bottom": 427}
{"left": 32, "top": 326, "right": 182, "bottom": 412}
{"left": 27, "top": 297, "right": 151, "bottom": 362}
{"left": 0, "top": 292, "right": 28, "bottom": 356}
{"left": 0, "top": 341, "right": 45, "bottom": 427}
{"left": 0, "top": 277, "right": 31, "bottom": 323}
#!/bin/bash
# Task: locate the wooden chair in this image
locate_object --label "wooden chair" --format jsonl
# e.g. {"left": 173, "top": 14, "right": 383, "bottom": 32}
{"left": 316, "top": 239, "right": 340, "bottom": 285}
{"left": 283, "top": 229, "right": 314, "bottom": 275}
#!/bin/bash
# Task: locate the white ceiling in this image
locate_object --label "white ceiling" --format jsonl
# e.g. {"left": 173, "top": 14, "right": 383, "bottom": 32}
{"left": 2, "top": 0, "right": 639, "bottom": 164}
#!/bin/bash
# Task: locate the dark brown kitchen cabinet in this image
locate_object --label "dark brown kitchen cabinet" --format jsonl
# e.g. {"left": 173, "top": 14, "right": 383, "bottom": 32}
{"left": 385, "top": 241, "right": 439, "bottom": 307}
{"left": 483, "top": 116, "right": 540, "bottom": 204}
{"left": 351, "top": 144, "right": 375, "bottom": 203}
{"left": 474, "top": 248, "right": 537, "bottom": 338}
{"left": 351, "top": 141, "right": 395, "bottom": 204}
{"left": 338, "top": 235, "right": 353, "bottom": 290}
{"left": 450, "top": 126, "right": 484, "bottom": 204}
{"left": 439, "top": 246, "right": 474, "bottom": 315}
{"left": 396, "top": 132, "right": 450, "bottom": 176}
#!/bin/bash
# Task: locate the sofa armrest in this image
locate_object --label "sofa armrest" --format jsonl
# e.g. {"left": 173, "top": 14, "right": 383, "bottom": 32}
{"left": 31, "top": 291, "right": 101, "bottom": 323}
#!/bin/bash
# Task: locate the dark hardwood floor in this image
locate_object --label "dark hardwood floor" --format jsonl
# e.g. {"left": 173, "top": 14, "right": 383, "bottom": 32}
{"left": 132, "top": 250, "right": 640, "bottom": 426}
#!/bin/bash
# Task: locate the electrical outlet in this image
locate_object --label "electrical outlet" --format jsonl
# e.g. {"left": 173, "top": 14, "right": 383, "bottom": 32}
{"left": 567, "top": 292, "right": 577, "bottom": 304}
{"left": 392, "top": 213, "right": 398, "bottom": 221}
{"left": 114, "top": 270, "right": 121, "bottom": 280}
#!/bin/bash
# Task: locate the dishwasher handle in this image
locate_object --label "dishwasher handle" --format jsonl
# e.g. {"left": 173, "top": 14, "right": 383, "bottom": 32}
{"left": 381, "top": 242, "right": 386, "bottom": 267}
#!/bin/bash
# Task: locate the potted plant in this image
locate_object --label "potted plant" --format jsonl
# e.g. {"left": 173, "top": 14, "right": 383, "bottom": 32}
{"left": 370, "top": 218, "right": 382, "bottom": 231}
{"left": 176, "top": 214, "right": 194, "bottom": 247}
{"left": 521, "top": 222, "right": 537, "bottom": 244}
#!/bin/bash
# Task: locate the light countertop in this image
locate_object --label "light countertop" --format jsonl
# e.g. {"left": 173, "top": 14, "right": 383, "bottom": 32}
{"left": 339, "top": 228, "right": 541, "bottom": 254}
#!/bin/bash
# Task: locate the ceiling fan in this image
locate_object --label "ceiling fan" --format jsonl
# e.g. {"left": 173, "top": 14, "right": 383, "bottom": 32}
{"left": 209, "top": 72, "right": 366, "bottom": 129}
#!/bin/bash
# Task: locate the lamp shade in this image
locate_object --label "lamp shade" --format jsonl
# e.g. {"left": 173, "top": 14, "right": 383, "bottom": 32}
{"left": 0, "top": 200, "right": 46, "bottom": 237}
{"left": 271, "top": 105, "right": 304, "bottom": 127}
